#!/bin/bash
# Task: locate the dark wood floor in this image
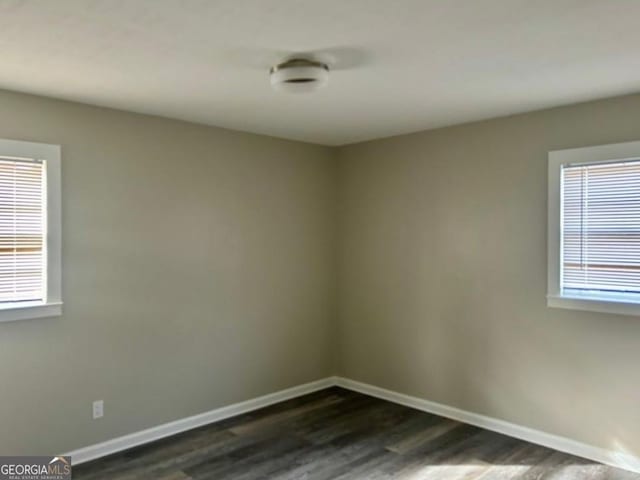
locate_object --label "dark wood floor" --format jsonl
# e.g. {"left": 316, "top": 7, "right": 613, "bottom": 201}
{"left": 74, "top": 387, "right": 640, "bottom": 479}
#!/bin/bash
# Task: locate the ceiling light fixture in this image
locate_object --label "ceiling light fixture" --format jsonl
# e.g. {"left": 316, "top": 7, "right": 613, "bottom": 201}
{"left": 270, "top": 58, "right": 329, "bottom": 93}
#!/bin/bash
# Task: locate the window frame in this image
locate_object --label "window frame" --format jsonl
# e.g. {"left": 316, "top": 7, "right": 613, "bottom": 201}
{"left": 548, "top": 139, "right": 640, "bottom": 316}
{"left": 0, "top": 138, "right": 61, "bottom": 323}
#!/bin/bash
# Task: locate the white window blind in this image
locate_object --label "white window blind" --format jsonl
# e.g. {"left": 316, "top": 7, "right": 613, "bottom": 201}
{"left": 562, "top": 159, "right": 640, "bottom": 297}
{"left": 0, "top": 157, "right": 46, "bottom": 303}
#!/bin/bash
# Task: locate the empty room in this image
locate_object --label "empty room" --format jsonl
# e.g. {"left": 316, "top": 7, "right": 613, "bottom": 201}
{"left": 1, "top": 1, "right": 640, "bottom": 479}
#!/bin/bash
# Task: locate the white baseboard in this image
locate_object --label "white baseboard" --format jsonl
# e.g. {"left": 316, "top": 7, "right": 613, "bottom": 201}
{"left": 65, "top": 377, "right": 336, "bottom": 465}
{"left": 65, "top": 375, "right": 640, "bottom": 474}
{"left": 334, "top": 377, "right": 640, "bottom": 474}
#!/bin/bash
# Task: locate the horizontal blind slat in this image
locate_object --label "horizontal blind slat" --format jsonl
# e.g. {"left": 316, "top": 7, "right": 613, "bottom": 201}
{"left": 561, "top": 159, "right": 640, "bottom": 298}
{"left": 0, "top": 157, "right": 45, "bottom": 303}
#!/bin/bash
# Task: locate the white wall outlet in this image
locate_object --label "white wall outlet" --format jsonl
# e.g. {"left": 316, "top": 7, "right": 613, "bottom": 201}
{"left": 92, "top": 400, "right": 104, "bottom": 419}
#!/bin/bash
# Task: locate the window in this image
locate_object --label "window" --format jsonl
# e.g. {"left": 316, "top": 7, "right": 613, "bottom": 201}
{"left": 548, "top": 140, "right": 640, "bottom": 315}
{"left": 0, "top": 139, "right": 61, "bottom": 322}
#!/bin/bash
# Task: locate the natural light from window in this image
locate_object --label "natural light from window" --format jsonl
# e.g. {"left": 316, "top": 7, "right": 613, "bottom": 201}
{"left": 0, "top": 157, "right": 46, "bottom": 304}
{"left": 0, "top": 138, "right": 61, "bottom": 323}
{"left": 561, "top": 159, "right": 640, "bottom": 301}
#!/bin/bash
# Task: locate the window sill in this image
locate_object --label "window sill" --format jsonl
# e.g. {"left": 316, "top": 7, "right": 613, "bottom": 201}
{"left": 547, "top": 294, "right": 640, "bottom": 316}
{"left": 0, "top": 301, "right": 63, "bottom": 323}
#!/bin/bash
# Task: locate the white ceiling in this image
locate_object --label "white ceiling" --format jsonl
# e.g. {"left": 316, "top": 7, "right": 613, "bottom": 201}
{"left": 0, "top": 0, "right": 639, "bottom": 145}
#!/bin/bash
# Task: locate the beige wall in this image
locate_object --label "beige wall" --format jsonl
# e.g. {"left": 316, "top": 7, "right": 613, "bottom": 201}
{"left": 337, "top": 93, "right": 640, "bottom": 456}
{"left": 0, "top": 90, "right": 337, "bottom": 454}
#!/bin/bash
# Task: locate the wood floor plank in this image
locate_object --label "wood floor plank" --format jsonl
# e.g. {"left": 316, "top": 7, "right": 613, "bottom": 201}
{"left": 156, "top": 471, "right": 193, "bottom": 480}
{"left": 73, "top": 388, "right": 640, "bottom": 480}
{"left": 386, "top": 418, "right": 461, "bottom": 454}
{"left": 229, "top": 394, "right": 345, "bottom": 435}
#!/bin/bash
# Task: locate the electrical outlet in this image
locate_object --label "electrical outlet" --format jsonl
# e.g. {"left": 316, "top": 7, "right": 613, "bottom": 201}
{"left": 92, "top": 400, "right": 104, "bottom": 419}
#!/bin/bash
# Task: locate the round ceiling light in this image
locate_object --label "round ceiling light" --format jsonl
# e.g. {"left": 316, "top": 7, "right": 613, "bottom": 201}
{"left": 270, "top": 58, "right": 329, "bottom": 93}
